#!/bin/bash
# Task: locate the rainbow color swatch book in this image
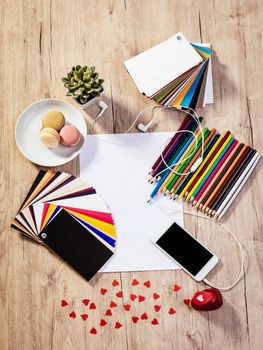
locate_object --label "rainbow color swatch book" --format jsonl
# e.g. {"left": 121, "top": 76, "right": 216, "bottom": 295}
{"left": 11, "top": 170, "right": 117, "bottom": 281}
{"left": 124, "top": 32, "right": 213, "bottom": 109}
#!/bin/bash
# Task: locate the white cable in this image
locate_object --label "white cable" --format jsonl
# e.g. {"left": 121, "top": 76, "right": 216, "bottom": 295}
{"left": 151, "top": 199, "right": 244, "bottom": 292}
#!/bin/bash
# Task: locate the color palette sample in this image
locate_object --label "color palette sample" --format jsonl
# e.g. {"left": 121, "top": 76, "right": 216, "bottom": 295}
{"left": 149, "top": 117, "right": 261, "bottom": 219}
{"left": 11, "top": 170, "right": 116, "bottom": 281}
{"left": 124, "top": 32, "right": 213, "bottom": 109}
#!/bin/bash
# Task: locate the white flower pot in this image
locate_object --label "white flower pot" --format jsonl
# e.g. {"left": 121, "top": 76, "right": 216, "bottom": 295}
{"left": 76, "top": 88, "right": 105, "bottom": 110}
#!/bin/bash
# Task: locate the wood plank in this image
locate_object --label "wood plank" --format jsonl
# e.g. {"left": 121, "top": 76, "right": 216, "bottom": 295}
{"left": 0, "top": 0, "right": 262, "bottom": 349}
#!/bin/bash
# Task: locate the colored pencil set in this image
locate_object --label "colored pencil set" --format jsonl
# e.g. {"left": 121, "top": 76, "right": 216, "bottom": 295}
{"left": 149, "top": 116, "right": 261, "bottom": 220}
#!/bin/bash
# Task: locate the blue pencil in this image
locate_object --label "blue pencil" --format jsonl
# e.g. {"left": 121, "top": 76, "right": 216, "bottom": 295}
{"left": 149, "top": 135, "right": 194, "bottom": 199}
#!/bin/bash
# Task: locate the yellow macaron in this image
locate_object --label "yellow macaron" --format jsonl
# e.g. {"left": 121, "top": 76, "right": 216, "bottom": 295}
{"left": 40, "top": 127, "right": 60, "bottom": 148}
{"left": 42, "top": 110, "right": 65, "bottom": 131}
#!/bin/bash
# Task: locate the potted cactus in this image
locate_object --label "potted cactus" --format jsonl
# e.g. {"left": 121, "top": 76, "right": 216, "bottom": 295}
{"left": 61, "top": 65, "right": 104, "bottom": 109}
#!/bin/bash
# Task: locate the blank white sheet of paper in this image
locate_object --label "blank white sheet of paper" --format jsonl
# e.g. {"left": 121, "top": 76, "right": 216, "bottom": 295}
{"left": 80, "top": 132, "right": 183, "bottom": 272}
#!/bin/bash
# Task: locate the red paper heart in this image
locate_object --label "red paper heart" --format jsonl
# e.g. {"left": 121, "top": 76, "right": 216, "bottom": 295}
{"left": 143, "top": 280, "right": 151, "bottom": 288}
{"left": 153, "top": 293, "right": 160, "bottom": 300}
{"left": 90, "top": 327, "right": 97, "bottom": 335}
{"left": 116, "top": 291, "right": 123, "bottom": 298}
{"left": 151, "top": 318, "right": 159, "bottom": 325}
{"left": 183, "top": 299, "right": 191, "bottom": 306}
{"left": 130, "top": 294, "right": 137, "bottom": 301}
{"left": 61, "top": 300, "right": 68, "bottom": 307}
{"left": 110, "top": 301, "right": 117, "bottom": 308}
{"left": 141, "top": 312, "right": 148, "bottom": 320}
{"left": 100, "top": 288, "right": 108, "bottom": 295}
{"left": 154, "top": 305, "right": 161, "bottom": 312}
{"left": 89, "top": 302, "right": 96, "bottom": 310}
{"left": 81, "top": 313, "right": 88, "bottom": 321}
{"left": 124, "top": 304, "right": 131, "bottom": 311}
{"left": 132, "top": 316, "right": 139, "bottom": 324}
{"left": 100, "top": 319, "right": 107, "bottom": 326}
{"left": 173, "top": 284, "right": 181, "bottom": 292}
{"left": 115, "top": 321, "right": 122, "bottom": 329}
{"left": 112, "top": 279, "right": 119, "bottom": 287}
{"left": 69, "top": 311, "right": 76, "bottom": 319}
{"left": 168, "top": 307, "right": 176, "bottom": 315}
{"left": 132, "top": 279, "right": 139, "bottom": 286}
{"left": 105, "top": 309, "right": 112, "bottom": 316}
{"left": 138, "top": 295, "right": 145, "bottom": 302}
{"left": 82, "top": 299, "right": 90, "bottom": 306}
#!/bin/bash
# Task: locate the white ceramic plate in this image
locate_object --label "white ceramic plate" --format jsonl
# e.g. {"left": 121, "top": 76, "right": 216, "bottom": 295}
{"left": 15, "top": 98, "right": 87, "bottom": 166}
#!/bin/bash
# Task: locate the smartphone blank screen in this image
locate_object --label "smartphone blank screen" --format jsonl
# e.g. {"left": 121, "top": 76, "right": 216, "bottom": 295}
{"left": 156, "top": 222, "right": 213, "bottom": 276}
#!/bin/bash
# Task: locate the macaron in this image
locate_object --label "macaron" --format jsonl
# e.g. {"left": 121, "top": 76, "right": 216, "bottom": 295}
{"left": 40, "top": 127, "right": 60, "bottom": 148}
{"left": 60, "top": 125, "right": 81, "bottom": 147}
{"left": 42, "top": 110, "right": 65, "bottom": 131}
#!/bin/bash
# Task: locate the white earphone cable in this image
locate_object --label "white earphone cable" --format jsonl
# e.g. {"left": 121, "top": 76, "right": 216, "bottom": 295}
{"left": 151, "top": 199, "right": 244, "bottom": 292}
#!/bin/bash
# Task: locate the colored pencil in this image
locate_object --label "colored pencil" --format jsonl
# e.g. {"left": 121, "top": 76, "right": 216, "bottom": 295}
{"left": 174, "top": 134, "right": 220, "bottom": 199}
{"left": 150, "top": 135, "right": 194, "bottom": 199}
{"left": 216, "top": 153, "right": 261, "bottom": 220}
{"left": 209, "top": 148, "right": 256, "bottom": 215}
{"left": 187, "top": 134, "right": 234, "bottom": 202}
{"left": 193, "top": 139, "right": 239, "bottom": 208}
{"left": 166, "top": 128, "right": 211, "bottom": 194}
{"left": 150, "top": 115, "right": 191, "bottom": 173}
{"left": 151, "top": 117, "right": 202, "bottom": 179}
{"left": 161, "top": 128, "right": 204, "bottom": 193}
{"left": 155, "top": 120, "right": 200, "bottom": 181}
{"left": 150, "top": 116, "right": 196, "bottom": 178}
{"left": 202, "top": 144, "right": 249, "bottom": 212}
{"left": 178, "top": 134, "right": 224, "bottom": 200}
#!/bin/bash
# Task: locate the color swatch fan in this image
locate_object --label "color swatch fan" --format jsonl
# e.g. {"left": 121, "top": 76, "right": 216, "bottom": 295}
{"left": 11, "top": 170, "right": 117, "bottom": 281}
{"left": 124, "top": 32, "right": 213, "bottom": 109}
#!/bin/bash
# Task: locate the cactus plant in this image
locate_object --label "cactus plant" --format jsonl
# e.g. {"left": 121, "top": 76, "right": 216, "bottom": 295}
{"left": 61, "top": 65, "right": 104, "bottom": 105}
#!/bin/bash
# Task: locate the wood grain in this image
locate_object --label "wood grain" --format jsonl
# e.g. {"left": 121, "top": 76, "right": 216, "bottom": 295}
{"left": 0, "top": 0, "right": 262, "bottom": 349}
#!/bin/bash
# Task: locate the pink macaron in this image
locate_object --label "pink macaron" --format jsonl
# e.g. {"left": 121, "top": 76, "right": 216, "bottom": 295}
{"left": 60, "top": 125, "right": 81, "bottom": 147}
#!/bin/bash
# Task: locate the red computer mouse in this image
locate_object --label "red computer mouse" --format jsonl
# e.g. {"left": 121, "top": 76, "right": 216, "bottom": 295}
{"left": 191, "top": 288, "right": 223, "bottom": 311}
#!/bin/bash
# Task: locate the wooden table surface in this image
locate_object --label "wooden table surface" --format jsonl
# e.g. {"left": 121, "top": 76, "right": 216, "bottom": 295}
{"left": 1, "top": 1, "right": 262, "bottom": 349}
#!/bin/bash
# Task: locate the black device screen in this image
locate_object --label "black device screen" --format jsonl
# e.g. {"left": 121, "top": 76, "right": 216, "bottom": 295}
{"left": 156, "top": 222, "right": 213, "bottom": 276}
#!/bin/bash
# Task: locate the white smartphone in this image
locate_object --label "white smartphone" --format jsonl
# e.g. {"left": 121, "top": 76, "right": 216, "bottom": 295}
{"left": 152, "top": 222, "right": 218, "bottom": 281}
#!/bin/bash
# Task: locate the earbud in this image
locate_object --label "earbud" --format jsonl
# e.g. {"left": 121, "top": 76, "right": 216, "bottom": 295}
{"left": 99, "top": 101, "right": 108, "bottom": 112}
{"left": 191, "top": 157, "right": 203, "bottom": 172}
{"left": 137, "top": 122, "right": 151, "bottom": 132}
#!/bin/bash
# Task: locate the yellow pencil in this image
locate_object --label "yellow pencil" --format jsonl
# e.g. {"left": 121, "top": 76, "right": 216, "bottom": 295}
{"left": 177, "top": 135, "right": 223, "bottom": 200}
{"left": 185, "top": 134, "right": 233, "bottom": 201}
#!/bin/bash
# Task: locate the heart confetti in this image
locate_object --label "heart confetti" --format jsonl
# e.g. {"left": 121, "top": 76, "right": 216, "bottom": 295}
{"left": 153, "top": 293, "right": 160, "bottom": 300}
{"left": 89, "top": 302, "right": 96, "bottom": 310}
{"left": 183, "top": 299, "right": 191, "bottom": 306}
{"left": 143, "top": 280, "right": 151, "bottom": 288}
{"left": 69, "top": 311, "right": 76, "bottom": 319}
{"left": 116, "top": 291, "right": 123, "bottom": 298}
{"left": 173, "top": 284, "right": 181, "bottom": 292}
{"left": 112, "top": 279, "right": 119, "bottom": 287}
{"left": 132, "top": 316, "right": 139, "bottom": 324}
{"left": 100, "top": 319, "right": 107, "bottom": 326}
{"left": 141, "top": 312, "right": 148, "bottom": 320}
{"left": 100, "top": 288, "right": 108, "bottom": 295}
{"left": 138, "top": 295, "right": 145, "bottom": 302}
{"left": 105, "top": 309, "right": 112, "bottom": 316}
{"left": 168, "top": 307, "right": 176, "bottom": 315}
{"left": 130, "top": 294, "right": 137, "bottom": 301}
{"left": 151, "top": 318, "right": 159, "bottom": 325}
{"left": 115, "top": 322, "right": 122, "bottom": 329}
{"left": 132, "top": 279, "right": 139, "bottom": 286}
{"left": 154, "top": 305, "right": 161, "bottom": 312}
{"left": 90, "top": 327, "right": 97, "bottom": 335}
{"left": 110, "top": 301, "right": 117, "bottom": 308}
{"left": 82, "top": 299, "right": 90, "bottom": 306}
{"left": 61, "top": 300, "right": 68, "bottom": 307}
{"left": 81, "top": 314, "right": 88, "bottom": 321}
{"left": 123, "top": 304, "right": 131, "bottom": 311}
